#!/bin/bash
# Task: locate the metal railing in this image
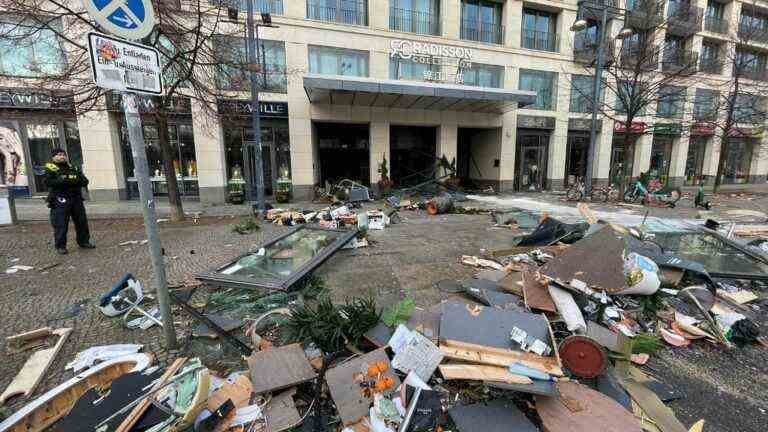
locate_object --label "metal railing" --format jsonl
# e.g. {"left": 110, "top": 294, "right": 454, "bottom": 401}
{"left": 699, "top": 57, "right": 723, "bottom": 74}
{"left": 210, "top": 0, "right": 284, "bottom": 14}
{"left": 389, "top": 7, "right": 440, "bottom": 35}
{"left": 625, "top": 0, "right": 664, "bottom": 28}
{"left": 573, "top": 33, "right": 615, "bottom": 64}
{"left": 740, "top": 66, "right": 768, "bottom": 81}
{"left": 666, "top": 4, "right": 703, "bottom": 35}
{"left": 704, "top": 16, "right": 729, "bottom": 34}
{"left": 461, "top": 19, "right": 504, "bottom": 44}
{"left": 661, "top": 49, "right": 699, "bottom": 74}
{"left": 621, "top": 43, "right": 659, "bottom": 69}
{"left": 738, "top": 22, "right": 768, "bottom": 44}
{"left": 307, "top": 0, "right": 368, "bottom": 26}
{"left": 521, "top": 29, "right": 559, "bottom": 52}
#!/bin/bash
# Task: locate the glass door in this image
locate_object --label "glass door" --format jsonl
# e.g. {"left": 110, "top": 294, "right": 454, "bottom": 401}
{"left": 26, "top": 123, "right": 61, "bottom": 193}
{"left": 685, "top": 137, "right": 707, "bottom": 185}
{"left": 565, "top": 134, "right": 588, "bottom": 187}
{"left": 610, "top": 138, "right": 635, "bottom": 184}
{"left": 516, "top": 133, "right": 548, "bottom": 191}
{"left": 650, "top": 137, "right": 673, "bottom": 183}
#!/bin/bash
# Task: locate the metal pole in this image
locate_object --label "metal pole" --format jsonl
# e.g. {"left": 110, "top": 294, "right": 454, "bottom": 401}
{"left": 246, "top": 0, "right": 265, "bottom": 210}
{"left": 122, "top": 92, "right": 177, "bottom": 349}
{"left": 585, "top": 6, "right": 608, "bottom": 195}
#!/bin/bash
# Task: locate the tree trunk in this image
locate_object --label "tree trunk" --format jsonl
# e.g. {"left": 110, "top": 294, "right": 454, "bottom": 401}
{"left": 155, "top": 105, "right": 185, "bottom": 222}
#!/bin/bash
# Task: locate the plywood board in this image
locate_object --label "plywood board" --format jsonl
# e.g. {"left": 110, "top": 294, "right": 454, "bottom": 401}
{"left": 620, "top": 379, "right": 687, "bottom": 432}
{"left": 262, "top": 388, "right": 301, "bottom": 432}
{"left": 440, "top": 341, "right": 563, "bottom": 376}
{"left": 541, "top": 226, "right": 630, "bottom": 294}
{"left": 0, "top": 328, "right": 72, "bottom": 404}
{"left": 522, "top": 271, "right": 557, "bottom": 313}
{"left": 438, "top": 364, "right": 532, "bottom": 384}
{"left": 716, "top": 289, "right": 758, "bottom": 305}
{"left": 325, "top": 348, "right": 400, "bottom": 426}
{"left": 498, "top": 272, "right": 525, "bottom": 296}
{"left": 536, "top": 381, "right": 642, "bottom": 432}
{"left": 248, "top": 343, "right": 317, "bottom": 395}
{"left": 439, "top": 300, "right": 553, "bottom": 353}
{"left": 449, "top": 400, "right": 538, "bottom": 432}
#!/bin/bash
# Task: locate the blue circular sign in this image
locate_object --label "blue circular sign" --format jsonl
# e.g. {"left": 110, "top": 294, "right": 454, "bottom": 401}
{"left": 82, "top": 0, "right": 156, "bottom": 40}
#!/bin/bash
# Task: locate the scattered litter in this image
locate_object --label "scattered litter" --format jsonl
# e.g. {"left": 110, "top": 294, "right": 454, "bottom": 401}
{"left": 5, "top": 265, "right": 33, "bottom": 274}
{"left": 66, "top": 344, "right": 143, "bottom": 373}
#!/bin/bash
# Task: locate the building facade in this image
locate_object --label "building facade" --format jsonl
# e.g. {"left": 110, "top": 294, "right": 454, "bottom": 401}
{"left": 1, "top": 0, "right": 768, "bottom": 202}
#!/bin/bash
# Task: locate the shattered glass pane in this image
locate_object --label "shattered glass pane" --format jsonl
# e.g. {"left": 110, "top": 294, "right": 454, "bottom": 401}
{"left": 651, "top": 231, "right": 768, "bottom": 278}
{"left": 219, "top": 228, "right": 343, "bottom": 281}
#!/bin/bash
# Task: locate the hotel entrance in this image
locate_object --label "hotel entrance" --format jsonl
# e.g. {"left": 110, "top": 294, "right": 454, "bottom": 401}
{"left": 390, "top": 125, "right": 437, "bottom": 187}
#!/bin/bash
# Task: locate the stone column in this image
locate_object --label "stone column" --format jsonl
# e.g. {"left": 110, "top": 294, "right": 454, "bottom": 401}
{"left": 191, "top": 100, "right": 227, "bottom": 204}
{"left": 372, "top": 0, "right": 391, "bottom": 30}
{"left": 668, "top": 135, "right": 689, "bottom": 187}
{"left": 549, "top": 119, "right": 568, "bottom": 190}
{"left": 749, "top": 137, "right": 768, "bottom": 183}
{"left": 443, "top": 0, "right": 461, "bottom": 39}
{"left": 703, "top": 135, "right": 720, "bottom": 185}
{"left": 594, "top": 123, "right": 614, "bottom": 185}
{"left": 499, "top": 111, "right": 517, "bottom": 192}
{"left": 286, "top": 42, "right": 315, "bottom": 200}
{"left": 283, "top": 0, "right": 306, "bottom": 19}
{"left": 438, "top": 123, "right": 458, "bottom": 167}
{"left": 504, "top": 0, "right": 522, "bottom": 48}
{"left": 77, "top": 109, "right": 125, "bottom": 201}
{"left": 633, "top": 132, "right": 654, "bottom": 177}
{"left": 370, "top": 121, "right": 390, "bottom": 188}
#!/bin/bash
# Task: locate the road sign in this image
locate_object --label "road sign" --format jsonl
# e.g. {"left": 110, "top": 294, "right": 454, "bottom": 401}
{"left": 88, "top": 32, "right": 164, "bottom": 95}
{"left": 82, "top": 0, "right": 156, "bottom": 40}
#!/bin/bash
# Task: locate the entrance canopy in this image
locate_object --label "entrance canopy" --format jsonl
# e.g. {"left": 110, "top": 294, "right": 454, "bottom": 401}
{"left": 303, "top": 74, "right": 537, "bottom": 114}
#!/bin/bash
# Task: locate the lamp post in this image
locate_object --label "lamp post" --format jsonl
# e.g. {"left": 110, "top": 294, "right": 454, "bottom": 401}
{"left": 243, "top": 5, "right": 279, "bottom": 212}
{"left": 571, "top": 1, "right": 633, "bottom": 195}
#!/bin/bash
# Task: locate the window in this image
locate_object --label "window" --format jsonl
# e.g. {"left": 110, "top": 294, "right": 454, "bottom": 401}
{"left": 736, "top": 49, "right": 767, "bottom": 71}
{"left": 308, "top": 0, "right": 369, "bottom": 26}
{"left": 705, "top": 0, "right": 724, "bottom": 19}
{"left": 522, "top": 9, "right": 558, "bottom": 52}
{"left": 215, "top": 0, "right": 283, "bottom": 14}
{"left": 741, "top": 8, "right": 768, "bottom": 30}
{"left": 389, "top": 57, "right": 439, "bottom": 81}
{"left": 657, "top": 85, "right": 685, "bottom": 118}
{"left": 693, "top": 88, "right": 718, "bottom": 120}
{"left": 309, "top": 46, "right": 369, "bottom": 77}
{"left": 0, "top": 16, "right": 66, "bottom": 77}
{"left": 615, "top": 81, "right": 647, "bottom": 115}
{"left": 569, "top": 74, "right": 604, "bottom": 113}
{"left": 462, "top": 63, "right": 504, "bottom": 88}
{"left": 519, "top": 69, "right": 557, "bottom": 110}
{"left": 390, "top": 0, "right": 440, "bottom": 35}
{"left": 701, "top": 41, "right": 719, "bottom": 63}
{"left": 734, "top": 93, "right": 767, "bottom": 124}
{"left": 214, "top": 36, "right": 287, "bottom": 93}
{"left": 461, "top": 0, "right": 504, "bottom": 44}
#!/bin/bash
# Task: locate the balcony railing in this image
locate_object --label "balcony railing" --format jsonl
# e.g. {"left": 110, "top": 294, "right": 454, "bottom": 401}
{"left": 662, "top": 49, "right": 699, "bottom": 75}
{"left": 740, "top": 66, "right": 768, "bottom": 80}
{"left": 738, "top": 22, "right": 768, "bottom": 44}
{"left": 699, "top": 57, "right": 724, "bottom": 74}
{"left": 666, "top": 4, "right": 703, "bottom": 36}
{"left": 211, "top": 0, "right": 284, "bottom": 14}
{"left": 581, "top": 0, "right": 622, "bottom": 21}
{"left": 461, "top": 20, "right": 505, "bottom": 44}
{"left": 521, "top": 29, "right": 559, "bottom": 52}
{"left": 307, "top": 0, "right": 368, "bottom": 26}
{"left": 625, "top": 0, "right": 664, "bottom": 29}
{"left": 390, "top": 7, "right": 440, "bottom": 35}
{"left": 704, "top": 16, "right": 729, "bottom": 34}
{"left": 573, "top": 33, "right": 615, "bottom": 65}
{"left": 621, "top": 43, "right": 659, "bottom": 69}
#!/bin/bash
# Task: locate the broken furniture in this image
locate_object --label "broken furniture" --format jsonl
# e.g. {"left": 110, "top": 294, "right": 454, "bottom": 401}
{"left": 98, "top": 273, "right": 163, "bottom": 328}
{"left": 0, "top": 354, "right": 153, "bottom": 432}
{"left": 196, "top": 225, "right": 357, "bottom": 291}
{"left": 0, "top": 327, "right": 72, "bottom": 405}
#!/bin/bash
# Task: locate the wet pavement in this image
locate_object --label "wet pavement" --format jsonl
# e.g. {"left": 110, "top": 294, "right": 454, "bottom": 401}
{"left": 1, "top": 198, "right": 767, "bottom": 430}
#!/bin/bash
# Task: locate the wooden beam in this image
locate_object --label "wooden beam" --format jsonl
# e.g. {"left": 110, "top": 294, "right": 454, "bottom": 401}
{"left": 438, "top": 364, "right": 533, "bottom": 384}
{"left": 440, "top": 339, "right": 563, "bottom": 377}
{"left": 620, "top": 378, "right": 687, "bottom": 432}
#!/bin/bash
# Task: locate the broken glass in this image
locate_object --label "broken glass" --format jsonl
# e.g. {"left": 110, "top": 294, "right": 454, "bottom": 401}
{"left": 197, "top": 226, "right": 357, "bottom": 291}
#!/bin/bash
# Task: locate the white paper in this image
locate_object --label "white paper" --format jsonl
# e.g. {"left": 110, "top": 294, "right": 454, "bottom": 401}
{"left": 388, "top": 324, "right": 415, "bottom": 354}
{"left": 230, "top": 404, "right": 264, "bottom": 427}
{"left": 391, "top": 330, "right": 444, "bottom": 381}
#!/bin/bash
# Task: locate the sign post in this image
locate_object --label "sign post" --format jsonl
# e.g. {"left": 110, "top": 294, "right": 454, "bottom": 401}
{"left": 83, "top": 0, "right": 176, "bottom": 349}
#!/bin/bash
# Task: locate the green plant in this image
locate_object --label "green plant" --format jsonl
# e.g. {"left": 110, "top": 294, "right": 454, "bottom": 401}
{"left": 231, "top": 217, "right": 260, "bottom": 235}
{"left": 298, "top": 275, "right": 329, "bottom": 300}
{"left": 284, "top": 296, "right": 379, "bottom": 354}
{"left": 632, "top": 333, "right": 662, "bottom": 355}
{"left": 638, "top": 291, "right": 665, "bottom": 317}
{"left": 381, "top": 298, "right": 416, "bottom": 327}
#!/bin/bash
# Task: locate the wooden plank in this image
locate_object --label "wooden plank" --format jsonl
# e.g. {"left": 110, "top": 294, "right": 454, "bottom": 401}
{"left": 498, "top": 272, "right": 525, "bottom": 296}
{"left": 114, "top": 357, "right": 186, "bottom": 432}
{"left": 0, "top": 328, "right": 72, "bottom": 404}
{"left": 325, "top": 348, "right": 400, "bottom": 426}
{"left": 620, "top": 379, "right": 687, "bottom": 432}
{"left": 536, "top": 381, "right": 643, "bottom": 432}
{"left": 438, "top": 364, "right": 532, "bottom": 384}
{"left": 6, "top": 328, "right": 52, "bottom": 345}
{"left": 716, "top": 289, "right": 758, "bottom": 305}
{"left": 523, "top": 271, "right": 557, "bottom": 313}
{"left": 255, "top": 388, "right": 301, "bottom": 432}
{"left": 247, "top": 343, "right": 317, "bottom": 395}
{"left": 440, "top": 342, "right": 563, "bottom": 376}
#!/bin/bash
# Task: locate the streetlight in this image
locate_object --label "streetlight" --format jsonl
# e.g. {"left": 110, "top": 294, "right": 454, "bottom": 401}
{"left": 571, "top": 0, "right": 633, "bottom": 195}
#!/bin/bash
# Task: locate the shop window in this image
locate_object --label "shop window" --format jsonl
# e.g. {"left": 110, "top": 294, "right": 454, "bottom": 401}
{"left": 724, "top": 139, "right": 753, "bottom": 184}
{"left": 657, "top": 85, "right": 685, "bottom": 119}
{"left": 649, "top": 138, "right": 673, "bottom": 182}
{"left": 0, "top": 15, "right": 66, "bottom": 77}
{"left": 26, "top": 123, "right": 60, "bottom": 193}
{"left": 685, "top": 137, "right": 707, "bottom": 186}
{"left": 64, "top": 121, "right": 83, "bottom": 170}
{"left": 214, "top": 36, "right": 287, "bottom": 93}
{"left": 389, "top": 57, "right": 439, "bottom": 82}
{"left": 461, "top": 63, "right": 503, "bottom": 88}
{"left": 569, "top": 74, "right": 604, "bottom": 113}
{"left": 519, "top": 69, "right": 557, "bottom": 110}
{"left": 693, "top": 88, "right": 718, "bottom": 121}
{"left": 309, "top": 45, "right": 369, "bottom": 77}
{"left": 120, "top": 123, "right": 199, "bottom": 198}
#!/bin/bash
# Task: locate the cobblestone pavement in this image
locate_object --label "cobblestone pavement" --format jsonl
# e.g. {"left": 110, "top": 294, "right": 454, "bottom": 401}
{"left": 1, "top": 207, "right": 767, "bottom": 431}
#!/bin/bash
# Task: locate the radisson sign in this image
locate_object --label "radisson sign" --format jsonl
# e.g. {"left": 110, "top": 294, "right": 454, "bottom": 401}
{"left": 390, "top": 40, "right": 473, "bottom": 63}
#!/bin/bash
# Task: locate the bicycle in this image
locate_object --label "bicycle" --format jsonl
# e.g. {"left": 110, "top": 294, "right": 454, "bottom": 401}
{"left": 590, "top": 183, "right": 620, "bottom": 202}
{"left": 566, "top": 177, "right": 611, "bottom": 202}
{"left": 623, "top": 178, "right": 681, "bottom": 207}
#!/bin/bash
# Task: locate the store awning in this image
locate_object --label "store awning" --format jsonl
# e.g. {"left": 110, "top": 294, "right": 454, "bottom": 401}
{"left": 303, "top": 74, "right": 537, "bottom": 113}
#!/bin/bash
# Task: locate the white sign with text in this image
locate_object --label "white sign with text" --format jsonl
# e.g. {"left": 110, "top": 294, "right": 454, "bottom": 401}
{"left": 88, "top": 32, "right": 164, "bottom": 95}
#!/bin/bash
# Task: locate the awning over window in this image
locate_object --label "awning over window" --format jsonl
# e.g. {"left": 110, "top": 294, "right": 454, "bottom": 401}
{"left": 303, "top": 74, "right": 537, "bottom": 114}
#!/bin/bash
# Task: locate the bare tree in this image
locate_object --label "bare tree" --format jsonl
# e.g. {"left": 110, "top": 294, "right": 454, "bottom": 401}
{"left": 0, "top": 0, "right": 280, "bottom": 221}
{"left": 570, "top": 0, "right": 700, "bottom": 187}
{"left": 695, "top": 2, "right": 768, "bottom": 193}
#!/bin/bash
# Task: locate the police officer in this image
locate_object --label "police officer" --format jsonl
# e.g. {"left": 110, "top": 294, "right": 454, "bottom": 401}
{"left": 45, "top": 148, "right": 95, "bottom": 254}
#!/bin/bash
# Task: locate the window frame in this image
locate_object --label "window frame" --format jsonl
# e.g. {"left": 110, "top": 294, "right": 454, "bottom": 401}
{"left": 518, "top": 69, "right": 558, "bottom": 111}
{"left": 308, "top": 45, "right": 370, "bottom": 77}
